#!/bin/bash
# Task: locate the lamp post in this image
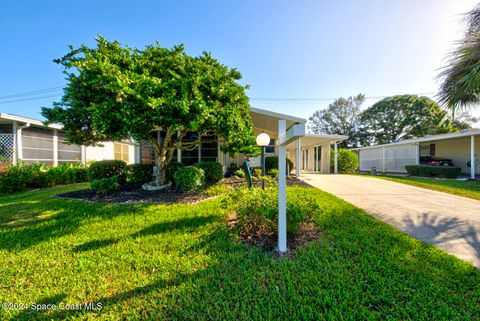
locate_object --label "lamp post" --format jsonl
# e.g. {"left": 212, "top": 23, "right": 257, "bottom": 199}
{"left": 256, "top": 133, "right": 270, "bottom": 190}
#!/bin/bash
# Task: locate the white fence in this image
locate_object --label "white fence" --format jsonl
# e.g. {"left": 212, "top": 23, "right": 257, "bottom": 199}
{"left": 0, "top": 133, "right": 14, "bottom": 164}
{"left": 359, "top": 143, "right": 418, "bottom": 173}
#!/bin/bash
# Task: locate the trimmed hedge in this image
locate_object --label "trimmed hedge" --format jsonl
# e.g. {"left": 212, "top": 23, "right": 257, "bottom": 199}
{"left": 165, "top": 161, "right": 185, "bottom": 184}
{"left": 265, "top": 156, "right": 294, "bottom": 174}
{"left": 90, "top": 177, "right": 120, "bottom": 195}
{"left": 405, "top": 165, "right": 461, "bottom": 179}
{"left": 330, "top": 149, "right": 359, "bottom": 174}
{"left": 88, "top": 160, "right": 126, "bottom": 182}
{"left": 195, "top": 162, "right": 223, "bottom": 183}
{"left": 173, "top": 166, "right": 205, "bottom": 192}
{"left": 124, "top": 164, "right": 154, "bottom": 184}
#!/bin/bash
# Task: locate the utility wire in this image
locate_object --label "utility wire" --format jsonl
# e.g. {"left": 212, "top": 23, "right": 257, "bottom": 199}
{"left": 0, "top": 86, "right": 63, "bottom": 100}
{"left": 0, "top": 95, "right": 62, "bottom": 105}
{"left": 249, "top": 92, "right": 436, "bottom": 102}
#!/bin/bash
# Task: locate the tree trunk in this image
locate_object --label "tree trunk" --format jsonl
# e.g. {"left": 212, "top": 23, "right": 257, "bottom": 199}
{"left": 154, "top": 129, "right": 174, "bottom": 186}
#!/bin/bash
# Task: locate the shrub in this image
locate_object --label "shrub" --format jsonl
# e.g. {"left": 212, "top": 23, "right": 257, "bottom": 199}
{"left": 267, "top": 168, "right": 279, "bottom": 177}
{"left": 173, "top": 166, "right": 205, "bottom": 192}
{"left": 330, "top": 149, "right": 358, "bottom": 174}
{"left": 253, "top": 168, "right": 262, "bottom": 178}
{"left": 124, "top": 164, "right": 154, "bottom": 184}
{"left": 70, "top": 167, "right": 89, "bottom": 183}
{"left": 265, "top": 156, "right": 294, "bottom": 175}
{"left": 222, "top": 187, "right": 319, "bottom": 236}
{"left": 88, "top": 160, "right": 126, "bottom": 182}
{"left": 0, "top": 164, "right": 31, "bottom": 192}
{"left": 405, "top": 165, "right": 461, "bottom": 179}
{"left": 233, "top": 169, "right": 245, "bottom": 178}
{"left": 202, "top": 184, "right": 234, "bottom": 197}
{"left": 165, "top": 161, "right": 185, "bottom": 184}
{"left": 194, "top": 162, "right": 223, "bottom": 183}
{"left": 90, "top": 177, "right": 120, "bottom": 195}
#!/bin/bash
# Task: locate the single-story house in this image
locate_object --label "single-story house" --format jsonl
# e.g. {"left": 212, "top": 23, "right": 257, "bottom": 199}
{"left": 354, "top": 129, "right": 480, "bottom": 178}
{"left": 0, "top": 108, "right": 347, "bottom": 175}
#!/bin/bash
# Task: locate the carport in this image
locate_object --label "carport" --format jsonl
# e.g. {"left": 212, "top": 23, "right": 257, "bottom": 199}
{"left": 355, "top": 129, "right": 480, "bottom": 179}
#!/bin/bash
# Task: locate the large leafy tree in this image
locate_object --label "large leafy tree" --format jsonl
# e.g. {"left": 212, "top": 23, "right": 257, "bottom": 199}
{"left": 438, "top": 4, "right": 480, "bottom": 120}
{"left": 42, "top": 36, "right": 256, "bottom": 184}
{"left": 358, "top": 95, "right": 453, "bottom": 145}
{"left": 308, "top": 94, "right": 365, "bottom": 147}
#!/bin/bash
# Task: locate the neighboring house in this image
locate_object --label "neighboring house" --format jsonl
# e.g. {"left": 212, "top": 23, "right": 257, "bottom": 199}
{"left": 354, "top": 129, "right": 480, "bottom": 178}
{"left": 0, "top": 108, "right": 348, "bottom": 175}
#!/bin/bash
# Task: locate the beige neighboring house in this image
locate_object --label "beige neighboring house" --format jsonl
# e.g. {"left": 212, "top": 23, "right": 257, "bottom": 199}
{"left": 355, "top": 129, "right": 480, "bottom": 178}
{"left": 0, "top": 108, "right": 347, "bottom": 175}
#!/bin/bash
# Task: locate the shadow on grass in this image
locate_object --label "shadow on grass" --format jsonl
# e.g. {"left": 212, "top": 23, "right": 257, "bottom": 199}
{"left": 0, "top": 187, "right": 145, "bottom": 251}
{"left": 72, "top": 215, "right": 217, "bottom": 252}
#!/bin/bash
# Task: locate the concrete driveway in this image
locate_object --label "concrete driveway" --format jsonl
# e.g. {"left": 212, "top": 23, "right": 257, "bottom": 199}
{"left": 300, "top": 174, "right": 480, "bottom": 267}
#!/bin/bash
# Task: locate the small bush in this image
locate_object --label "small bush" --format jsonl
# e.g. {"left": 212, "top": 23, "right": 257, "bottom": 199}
{"left": 173, "top": 166, "right": 205, "bottom": 192}
{"left": 88, "top": 160, "right": 126, "bottom": 182}
{"left": 124, "top": 164, "right": 154, "bottom": 184}
{"left": 330, "top": 149, "right": 358, "bottom": 174}
{"left": 267, "top": 168, "right": 279, "bottom": 177}
{"left": 405, "top": 165, "right": 461, "bottom": 179}
{"left": 265, "top": 156, "right": 294, "bottom": 175}
{"left": 194, "top": 162, "right": 223, "bottom": 183}
{"left": 233, "top": 169, "right": 245, "bottom": 178}
{"left": 165, "top": 161, "right": 185, "bottom": 184}
{"left": 222, "top": 187, "right": 319, "bottom": 236}
{"left": 90, "top": 177, "right": 120, "bottom": 195}
{"left": 202, "top": 184, "right": 234, "bottom": 197}
{"left": 0, "top": 164, "right": 31, "bottom": 192}
{"left": 253, "top": 168, "right": 263, "bottom": 178}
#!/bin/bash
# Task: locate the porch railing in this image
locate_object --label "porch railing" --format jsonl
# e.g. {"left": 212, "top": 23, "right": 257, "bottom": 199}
{"left": 0, "top": 133, "right": 14, "bottom": 165}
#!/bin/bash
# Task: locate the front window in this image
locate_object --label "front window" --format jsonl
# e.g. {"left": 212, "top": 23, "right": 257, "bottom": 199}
{"left": 114, "top": 143, "right": 130, "bottom": 162}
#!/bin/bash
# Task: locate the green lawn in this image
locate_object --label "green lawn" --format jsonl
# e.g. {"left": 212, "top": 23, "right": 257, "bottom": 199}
{"left": 0, "top": 185, "right": 479, "bottom": 320}
{"left": 370, "top": 175, "right": 480, "bottom": 201}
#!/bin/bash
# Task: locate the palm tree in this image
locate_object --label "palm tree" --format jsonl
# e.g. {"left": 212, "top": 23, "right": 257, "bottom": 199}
{"left": 438, "top": 4, "right": 480, "bottom": 121}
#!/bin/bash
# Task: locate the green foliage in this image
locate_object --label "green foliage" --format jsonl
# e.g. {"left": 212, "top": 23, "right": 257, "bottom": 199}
{"left": 47, "top": 163, "right": 88, "bottom": 185}
{"left": 233, "top": 169, "right": 245, "bottom": 178}
{"left": 267, "top": 168, "right": 279, "bottom": 177}
{"left": 330, "top": 149, "right": 359, "bottom": 173}
{"left": 405, "top": 165, "right": 461, "bottom": 179}
{"left": 0, "top": 164, "right": 31, "bottom": 192}
{"left": 165, "top": 161, "right": 185, "bottom": 184}
{"left": 124, "top": 164, "right": 154, "bottom": 184}
{"left": 202, "top": 184, "right": 234, "bottom": 197}
{"left": 264, "top": 156, "right": 294, "bottom": 174}
{"left": 359, "top": 95, "right": 454, "bottom": 146}
{"left": 41, "top": 36, "right": 257, "bottom": 184}
{"left": 253, "top": 168, "right": 262, "bottom": 177}
{"left": 90, "top": 177, "right": 120, "bottom": 195}
{"left": 194, "top": 162, "right": 223, "bottom": 183}
{"left": 309, "top": 94, "right": 365, "bottom": 147}
{"left": 173, "top": 166, "right": 205, "bottom": 192}
{"left": 88, "top": 160, "right": 126, "bottom": 182}
{"left": 223, "top": 187, "right": 318, "bottom": 234}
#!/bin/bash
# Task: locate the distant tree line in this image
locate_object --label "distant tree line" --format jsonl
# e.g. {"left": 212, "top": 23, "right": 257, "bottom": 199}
{"left": 308, "top": 94, "right": 477, "bottom": 148}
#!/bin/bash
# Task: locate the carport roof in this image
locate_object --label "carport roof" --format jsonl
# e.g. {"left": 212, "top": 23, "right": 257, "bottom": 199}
{"left": 353, "top": 129, "right": 480, "bottom": 150}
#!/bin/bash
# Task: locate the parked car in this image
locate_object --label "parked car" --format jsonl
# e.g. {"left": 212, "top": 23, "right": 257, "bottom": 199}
{"left": 420, "top": 156, "right": 454, "bottom": 166}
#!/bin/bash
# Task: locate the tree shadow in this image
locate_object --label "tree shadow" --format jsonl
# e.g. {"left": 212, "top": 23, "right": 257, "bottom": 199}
{"left": 72, "top": 215, "right": 217, "bottom": 252}
{"left": 0, "top": 188, "right": 146, "bottom": 251}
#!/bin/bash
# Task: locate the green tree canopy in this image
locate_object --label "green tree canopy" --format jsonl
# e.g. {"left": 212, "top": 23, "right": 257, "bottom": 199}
{"left": 308, "top": 94, "right": 365, "bottom": 147}
{"left": 358, "top": 95, "right": 453, "bottom": 146}
{"left": 42, "top": 36, "right": 256, "bottom": 184}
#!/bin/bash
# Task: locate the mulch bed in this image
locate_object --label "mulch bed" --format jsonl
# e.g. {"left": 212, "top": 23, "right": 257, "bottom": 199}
{"left": 225, "top": 211, "right": 320, "bottom": 258}
{"left": 55, "top": 176, "right": 312, "bottom": 204}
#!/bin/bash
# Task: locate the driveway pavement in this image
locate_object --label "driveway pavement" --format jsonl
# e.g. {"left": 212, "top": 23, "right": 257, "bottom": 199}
{"left": 300, "top": 174, "right": 480, "bottom": 267}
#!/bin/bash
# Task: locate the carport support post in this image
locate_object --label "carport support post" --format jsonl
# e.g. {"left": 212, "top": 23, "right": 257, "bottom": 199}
{"left": 278, "top": 119, "right": 287, "bottom": 253}
{"left": 471, "top": 135, "right": 476, "bottom": 179}
{"left": 334, "top": 142, "right": 338, "bottom": 174}
{"left": 295, "top": 138, "right": 300, "bottom": 177}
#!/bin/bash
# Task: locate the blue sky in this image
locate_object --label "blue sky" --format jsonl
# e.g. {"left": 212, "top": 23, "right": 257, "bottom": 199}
{"left": 0, "top": 0, "right": 478, "bottom": 122}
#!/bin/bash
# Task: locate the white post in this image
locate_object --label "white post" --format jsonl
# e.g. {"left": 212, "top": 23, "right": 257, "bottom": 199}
{"left": 278, "top": 119, "right": 287, "bottom": 253}
{"left": 16, "top": 124, "right": 24, "bottom": 161}
{"left": 382, "top": 146, "right": 386, "bottom": 173}
{"left": 471, "top": 135, "right": 475, "bottom": 179}
{"left": 415, "top": 143, "right": 420, "bottom": 165}
{"left": 53, "top": 129, "right": 59, "bottom": 166}
{"left": 81, "top": 145, "right": 86, "bottom": 165}
{"left": 334, "top": 142, "right": 338, "bottom": 174}
{"left": 295, "top": 138, "right": 300, "bottom": 177}
{"left": 12, "top": 121, "right": 18, "bottom": 165}
{"left": 177, "top": 149, "right": 181, "bottom": 162}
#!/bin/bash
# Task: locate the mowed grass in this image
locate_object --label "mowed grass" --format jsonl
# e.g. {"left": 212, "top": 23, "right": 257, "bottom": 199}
{"left": 371, "top": 175, "right": 480, "bottom": 201}
{"left": 0, "top": 185, "right": 479, "bottom": 320}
